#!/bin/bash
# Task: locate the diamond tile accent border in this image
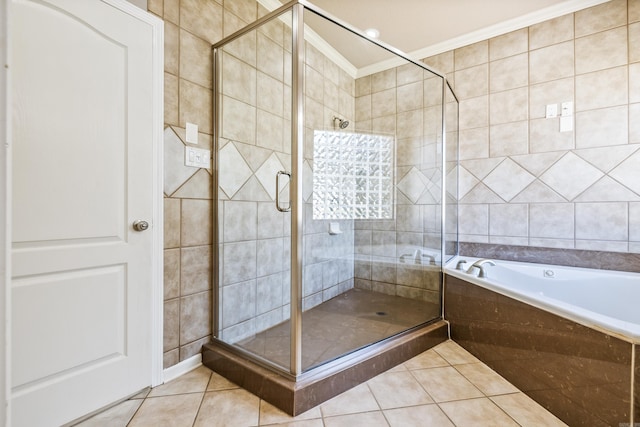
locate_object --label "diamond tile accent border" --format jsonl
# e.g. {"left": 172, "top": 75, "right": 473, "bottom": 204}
{"left": 164, "top": 127, "right": 198, "bottom": 196}
{"left": 397, "top": 167, "right": 428, "bottom": 204}
{"left": 219, "top": 142, "right": 253, "bottom": 199}
{"left": 574, "top": 145, "right": 640, "bottom": 173}
{"left": 575, "top": 176, "right": 640, "bottom": 202}
{"left": 432, "top": 0, "right": 640, "bottom": 253}
{"left": 455, "top": 166, "right": 480, "bottom": 199}
{"left": 483, "top": 159, "right": 535, "bottom": 202}
{"left": 540, "top": 153, "right": 603, "bottom": 201}
{"left": 461, "top": 158, "right": 505, "bottom": 181}
{"left": 255, "top": 153, "right": 286, "bottom": 200}
{"left": 511, "top": 152, "right": 564, "bottom": 176}
{"left": 609, "top": 151, "right": 640, "bottom": 196}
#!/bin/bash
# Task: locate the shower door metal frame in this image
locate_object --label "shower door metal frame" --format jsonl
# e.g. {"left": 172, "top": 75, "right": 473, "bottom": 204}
{"left": 442, "top": 80, "right": 460, "bottom": 264}
{"left": 290, "top": 2, "right": 304, "bottom": 376}
{"left": 211, "top": 0, "right": 459, "bottom": 380}
{"left": 211, "top": 0, "right": 306, "bottom": 377}
{"left": 440, "top": 80, "right": 460, "bottom": 319}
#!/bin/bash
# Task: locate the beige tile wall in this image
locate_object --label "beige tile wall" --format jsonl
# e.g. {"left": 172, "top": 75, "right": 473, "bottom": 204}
{"left": 217, "top": 20, "right": 357, "bottom": 344}
{"left": 216, "top": 16, "right": 294, "bottom": 344}
{"left": 353, "top": 64, "right": 445, "bottom": 303}
{"left": 153, "top": 0, "right": 640, "bottom": 370}
{"left": 149, "top": 0, "right": 263, "bottom": 370}
{"left": 301, "top": 41, "right": 357, "bottom": 313}
{"left": 424, "top": 0, "right": 640, "bottom": 252}
{"left": 156, "top": 0, "right": 359, "bottom": 358}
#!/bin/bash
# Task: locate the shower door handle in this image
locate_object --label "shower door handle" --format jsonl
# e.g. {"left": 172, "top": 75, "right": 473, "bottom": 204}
{"left": 275, "top": 171, "right": 291, "bottom": 212}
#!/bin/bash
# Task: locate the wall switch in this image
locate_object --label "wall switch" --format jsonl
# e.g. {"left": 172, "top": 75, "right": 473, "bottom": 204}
{"left": 185, "top": 146, "right": 211, "bottom": 168}
{"left": 186, "top": 122, "right": 198, "bottom": 144}
{"left": 560, "top": 116, "right": 573, "bottom": 132}
{"left": 545, "top": 104, "right": 558, "bottom": 118}
{"left": 561, "top": 101, "right": 573, "bottom": 117}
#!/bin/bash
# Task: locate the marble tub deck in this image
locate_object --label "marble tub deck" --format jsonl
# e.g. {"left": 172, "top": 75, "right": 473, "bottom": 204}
{"left": 446, "top": 274, "right": 636, "bottom": 426}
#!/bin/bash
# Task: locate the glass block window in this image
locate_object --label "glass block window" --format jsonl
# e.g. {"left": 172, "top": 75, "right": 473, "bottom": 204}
{"left": 313, "top": 130, "right": 394, "bottom": 219}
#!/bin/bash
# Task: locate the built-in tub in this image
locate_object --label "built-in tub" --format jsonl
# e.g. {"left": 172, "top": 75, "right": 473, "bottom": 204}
{"left": 444, "top": 257, "right": 640, "bottom": 427}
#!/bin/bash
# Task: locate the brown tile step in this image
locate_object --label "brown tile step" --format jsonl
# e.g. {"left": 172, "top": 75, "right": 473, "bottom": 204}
{"left": 202, "top": 319, "right": 448, "bottom": 415}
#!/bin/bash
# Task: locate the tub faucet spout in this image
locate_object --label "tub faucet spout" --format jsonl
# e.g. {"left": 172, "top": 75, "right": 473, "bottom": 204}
{"left": 466, "top": 259, "right": 496, "bottom": 278}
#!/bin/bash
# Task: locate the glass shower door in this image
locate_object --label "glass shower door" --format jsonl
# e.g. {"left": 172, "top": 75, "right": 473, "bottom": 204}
{"left": 299, "top": 9, "right": 445, "bottom": 371}
{"left": 214, "top": 11, "right": 293, "bottom": 371}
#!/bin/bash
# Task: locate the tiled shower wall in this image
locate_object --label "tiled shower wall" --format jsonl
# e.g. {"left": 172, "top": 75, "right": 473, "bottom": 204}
{"left": 351, "top": 66, "right": 444, "bottom": 303}
{"left": 217, "top": 18, "right": 356, "bottom": 343}
{"left": 151, "top": 0, "right": 356, "bottom": 368}
{"left": 301, "top": 42, "right": 356, "bottom": 312}
{"left": 149, "top": 0, "right": 270, "bottom": 369}
{"left": 216, "top": 13, "right": 295, "bottom": 344}
{"left": 421, "top": 0, "right": 640, "bottom": 252}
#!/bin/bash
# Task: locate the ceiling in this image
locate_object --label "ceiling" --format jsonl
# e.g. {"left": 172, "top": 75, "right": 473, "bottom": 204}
{"left": 301, "top": 0, "right": 609, "bottom": 71}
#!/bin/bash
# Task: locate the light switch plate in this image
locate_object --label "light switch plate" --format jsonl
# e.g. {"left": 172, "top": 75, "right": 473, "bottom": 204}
{"left": 185, "top": 146, "right": 211, "bottom": 168}
{"left": 186, "top": 122, "right": 198, "bottom": 144}
{"left": 560, "top": 116, "right": 573, "bottom": 132}
{"left": 561, "top": 101, "right": 573, "bottom": 117}
{"left": 545, "top": 104, "right": 558, "bottom": 118}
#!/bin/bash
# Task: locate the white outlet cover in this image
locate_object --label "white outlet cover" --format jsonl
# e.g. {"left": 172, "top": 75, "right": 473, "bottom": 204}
{"left": 545, "top": 104, "right": 558, "bottom": 118}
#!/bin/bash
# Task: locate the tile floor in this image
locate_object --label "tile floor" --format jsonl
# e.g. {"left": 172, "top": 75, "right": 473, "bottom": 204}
{"left": 239, "top": 288, "right": 440, "bottom": 370}
{"left": 75, "top": 340, "right": 567, "bottom": 427}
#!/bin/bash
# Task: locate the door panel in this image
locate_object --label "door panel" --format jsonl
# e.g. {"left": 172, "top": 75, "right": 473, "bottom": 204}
{"left": 12, "top": 0, "right": 127, "bottom": 244}
{"left": 10, "top": 0, "right": 159, "bottom": 425}
{"left": 12, "top": 265, "right": 127, "bottom": 388}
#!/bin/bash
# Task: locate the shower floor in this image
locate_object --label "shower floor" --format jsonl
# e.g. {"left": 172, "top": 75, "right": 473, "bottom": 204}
{"left": 237, "top": 288, "right": 440, "bottom": 371}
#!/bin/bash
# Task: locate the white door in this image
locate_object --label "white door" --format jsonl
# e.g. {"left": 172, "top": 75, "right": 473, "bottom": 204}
{"left": 10, "top": 0, "right": 162, "bottom": 425}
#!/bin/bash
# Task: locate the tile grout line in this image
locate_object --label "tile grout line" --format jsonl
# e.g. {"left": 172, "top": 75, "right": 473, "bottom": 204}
{"left": 119, "top": 342, "right": 558, "bottom": 426}
{"left": 404, "top": 344, "right": 464, "bottom": 426}
{"left": 435, "top": 397, "right": 517, "bottom": 427}
{"left": 483, "top": 394, "right": 526, "bottom": 427}
{"left": 123, "top": 398, "right": 145, "bottom": 427}
{"left": 195, "top": 371, "right": 215, "bottom": 426}
{"left": 426, "top": 343, "right": 527, "bottom": 425}
{"left": 363, "top": 377, "right": 384, "bottom": 416}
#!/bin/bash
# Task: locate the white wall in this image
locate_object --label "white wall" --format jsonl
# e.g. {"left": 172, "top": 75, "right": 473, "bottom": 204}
{"left": 0, "top": 0, "right": 8, "bottom": 423}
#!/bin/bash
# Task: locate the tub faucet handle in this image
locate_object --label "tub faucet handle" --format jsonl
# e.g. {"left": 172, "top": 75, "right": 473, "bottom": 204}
{"left": 399, "top": 253, "right": 412, "bottom": 263}
{"left": 466, "top": 259, "right": 496, "bottom": 278}
{"left": 455, "top": 260, "right": 467, "bottom": 270}
{"left": 421, "top": 253, "right": 436, "bottom": 265}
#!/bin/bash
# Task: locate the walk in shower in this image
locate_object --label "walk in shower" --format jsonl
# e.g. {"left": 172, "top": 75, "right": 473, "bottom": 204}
{"left": 205, "top": 0, "right": 458, "bottom": 414}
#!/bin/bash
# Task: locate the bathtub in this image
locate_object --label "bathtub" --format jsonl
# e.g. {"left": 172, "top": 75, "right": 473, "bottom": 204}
{"left": 445, "top": 256, "right": 640, "bottom": 342}
{"left": 444, "top": 256, "right": 640, "bottom": 426}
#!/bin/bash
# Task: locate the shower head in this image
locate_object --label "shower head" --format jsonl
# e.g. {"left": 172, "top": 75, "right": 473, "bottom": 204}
{"left": 333, "top": 116, "right": 350, "bottom": 129}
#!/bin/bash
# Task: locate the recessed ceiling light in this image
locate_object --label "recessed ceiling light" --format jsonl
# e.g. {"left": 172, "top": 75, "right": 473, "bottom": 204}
{"left": 364, "top": 28, "right": 380, "bottom": 39}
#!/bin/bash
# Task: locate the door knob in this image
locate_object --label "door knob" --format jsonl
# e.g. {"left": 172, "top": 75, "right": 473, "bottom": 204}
{"left": 133, "top": 220, "right": 149, "bottom": 232}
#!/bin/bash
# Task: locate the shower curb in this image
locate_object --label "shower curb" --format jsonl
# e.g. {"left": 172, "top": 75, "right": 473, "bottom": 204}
{"left": 202, "top": 319, "right": 448, "bottom": 415}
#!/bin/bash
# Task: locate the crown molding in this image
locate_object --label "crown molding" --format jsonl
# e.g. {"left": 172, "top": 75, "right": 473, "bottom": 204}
{"left": 357, "top": 0, "right": 611, "bottom": 78}
{"left": 256, "top": 0, "right": 611, "bottom": 79}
